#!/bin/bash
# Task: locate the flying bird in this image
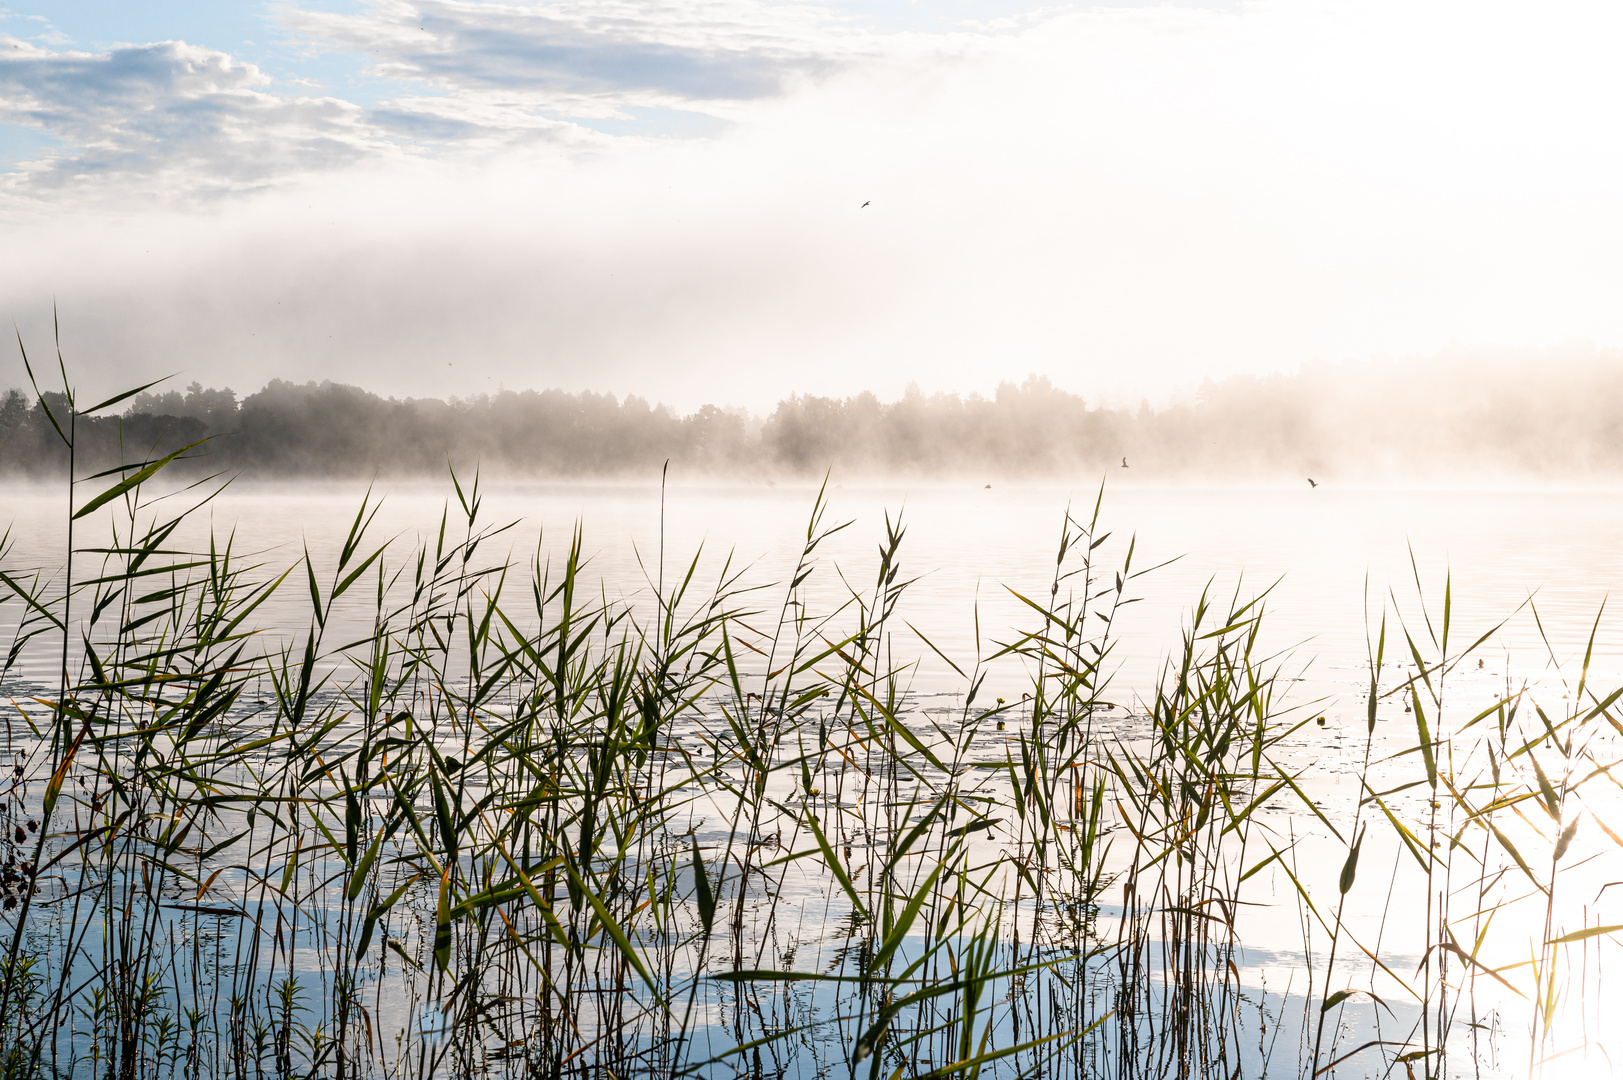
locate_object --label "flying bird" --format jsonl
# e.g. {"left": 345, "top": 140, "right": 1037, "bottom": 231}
{"left": 861, "top": 201, "right": 870, "bottom": 208}
{"left": 1307, "top": 478, "right": 1318, "bottom": 488}
{"left": 1121, "top": 457, "right": 1129, "bottom": 468}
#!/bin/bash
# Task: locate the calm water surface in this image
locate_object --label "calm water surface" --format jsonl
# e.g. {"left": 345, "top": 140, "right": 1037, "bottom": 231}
{"left": 7, "top": 478, "right": 1620, "bottom": 701}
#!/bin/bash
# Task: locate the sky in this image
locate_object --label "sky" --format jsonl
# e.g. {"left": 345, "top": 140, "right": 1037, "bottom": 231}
{"left": 0, "top": 0, "right": 1620, "bottom": 411}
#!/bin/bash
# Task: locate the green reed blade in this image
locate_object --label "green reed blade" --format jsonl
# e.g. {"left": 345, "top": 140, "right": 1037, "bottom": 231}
{"left": 1412, "top": 691, "right": 1437, "bottom": 789}
{"left": 802, "top": 806, "right": 868, "bottom": 921}
{"left": 80, "top": 376, "right": 174, "bottom": 417}
{"left": 565, "top": 861, "right": 663, "bottom": 1005}
{"left": 74, "top": 439, "right": 210, "bottom": 520}
{"left": 913, "top": 1030, "right": 1073, "bottom": 1080}
{"left": 690, "top": 838, "right": 716, "bottom": 935}
{"left": 870, "top": 856, "right": 947, "bottom": 974}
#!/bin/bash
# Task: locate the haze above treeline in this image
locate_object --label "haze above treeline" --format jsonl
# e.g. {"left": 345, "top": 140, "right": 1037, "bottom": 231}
{"left": 0, "top": 349, "right": 1617, "bottom": 483}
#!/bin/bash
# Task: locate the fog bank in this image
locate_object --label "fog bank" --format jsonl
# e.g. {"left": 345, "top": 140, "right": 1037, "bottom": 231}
{"left": 1, "top": 347, "right": 1619, "bottom": 483}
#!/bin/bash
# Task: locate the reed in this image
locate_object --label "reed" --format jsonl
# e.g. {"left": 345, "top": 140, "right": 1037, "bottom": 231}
{"left": 0, "top": 358, "right": 1619, "bottom": 1079}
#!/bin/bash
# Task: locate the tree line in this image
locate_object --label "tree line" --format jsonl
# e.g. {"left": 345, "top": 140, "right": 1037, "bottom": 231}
{"left": 1, "top": 349, "right": 1620, "bottom": 481}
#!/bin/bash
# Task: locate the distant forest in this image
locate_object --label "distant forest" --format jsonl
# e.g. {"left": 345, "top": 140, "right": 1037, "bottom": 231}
{"left": 1, "top": 350, "right": 1620, "bottom": 481}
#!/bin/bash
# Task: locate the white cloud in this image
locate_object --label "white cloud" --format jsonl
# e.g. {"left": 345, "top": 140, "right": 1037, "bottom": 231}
{"left": 278, "top": 0, "right": 884, "bottom": 143}
{"left": 284, "top": 0, "right": 857, "bottom": 104}
{"left": 0, "top": 36, "right": 393, "bottom": 201}
{"left": 0, "top": 9, "right": 70, "bottom": 48}
{"left": 0, "top": 0, "right": 883, "bottom": 194}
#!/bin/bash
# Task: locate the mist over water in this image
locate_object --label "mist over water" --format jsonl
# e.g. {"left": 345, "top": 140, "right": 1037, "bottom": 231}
{"left": 6, "top": 478, "right": 1619, "bottom": 702}
{"left": 5, "top": 346, "right": 1623, "bottom": 483}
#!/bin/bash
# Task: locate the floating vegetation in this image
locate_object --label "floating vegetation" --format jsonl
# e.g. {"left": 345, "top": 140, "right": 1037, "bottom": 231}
{"left": 0, "top": 363, "right": 1620, "bottom": 1078}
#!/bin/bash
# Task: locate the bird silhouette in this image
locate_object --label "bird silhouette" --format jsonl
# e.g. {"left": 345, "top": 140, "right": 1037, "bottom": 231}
{"left": 1307, "top": 477, "right": 1318, "bottom": 488}
{"left": 860, "top": 201, "right": 870, "bottom": 208}
{"left": 1121, "top": 457, "right": 1129, "bottom": 468}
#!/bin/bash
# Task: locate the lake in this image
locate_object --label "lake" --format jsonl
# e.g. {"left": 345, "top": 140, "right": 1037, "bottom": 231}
{"left": 8, "top": 477, "right": 1623, "bottom": 698}
{"left": 2, "top": 476, "right": 1621, "bottom": 1079}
